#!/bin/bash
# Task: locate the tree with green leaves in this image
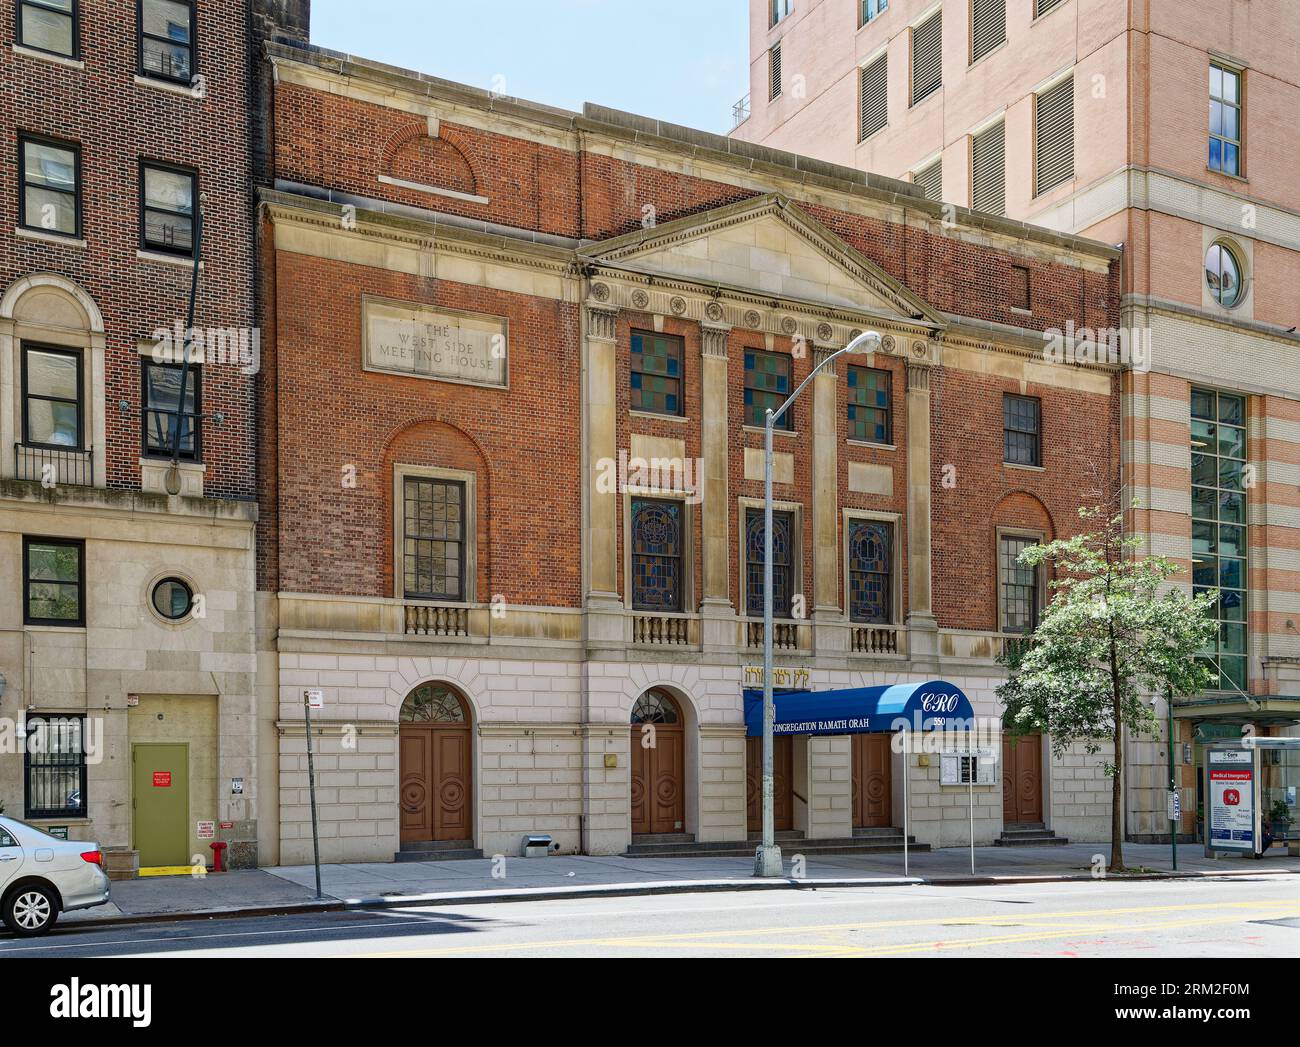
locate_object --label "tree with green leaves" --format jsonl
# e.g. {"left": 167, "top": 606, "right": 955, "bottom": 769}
{"left": 997, "top": 505, "right": 1219, "bottom": 872}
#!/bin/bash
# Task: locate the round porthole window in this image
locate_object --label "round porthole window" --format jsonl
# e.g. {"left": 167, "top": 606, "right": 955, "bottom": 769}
{"left": 1205, "top": 242, "right": 1243, "bottom": 308}
{"left": 152, "top": 578, "right": 194, "bottom": 621}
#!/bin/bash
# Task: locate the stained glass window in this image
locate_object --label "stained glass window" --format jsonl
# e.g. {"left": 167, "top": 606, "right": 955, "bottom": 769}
{"left": 403, "top": 477, "right": 465, "bottom": 602}
{"left": 631, "top": 498, "right": 683, "bottom": 612}
{"left": 630, "top": 331, "right": 683, "bottom": 416}
{"left": 744, "top": 350, "right": 793, "bottom": 429}
{"left": 400, "top": 684, "right": 467, "bottom": 723}
{"left": 745, "top": 508, "right": 793, "bottom": 618}
{"left": 1004, "top": 394, "right": 1041, "bottom": 466}
{"left": 631, "top": 689, "right": 680, "bottom": 725}
{"left": 849, "top": 519, "right": 893, "bottom": 623}
{"left": 848, "top": 366, "right": 891, "bottom": 443}
{"left": 1192, "top": 388, "right": 1247, "bottom": 693}
{"left": 999, "top": 534, "right": 1040, "bottom": 635}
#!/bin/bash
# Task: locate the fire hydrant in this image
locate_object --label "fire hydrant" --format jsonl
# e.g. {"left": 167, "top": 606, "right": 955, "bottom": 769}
{"left": 209, "top": 840, "right": 228, "bottom": 873}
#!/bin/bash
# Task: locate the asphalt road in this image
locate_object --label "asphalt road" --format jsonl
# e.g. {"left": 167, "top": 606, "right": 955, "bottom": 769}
{"left": 3, "top": 874, "right": 1299, "bottom": 958}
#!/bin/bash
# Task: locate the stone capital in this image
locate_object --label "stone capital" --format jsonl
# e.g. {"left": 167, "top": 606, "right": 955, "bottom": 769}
{"left": 586, "top": 304, "right": 618, "bottom": 342}
{"left": 701, "top": 324, "right": 731, "bottom": 359}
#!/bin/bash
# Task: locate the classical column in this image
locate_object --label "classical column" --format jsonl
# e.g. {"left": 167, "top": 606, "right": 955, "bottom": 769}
{"left": 812, "top": 344, "right": 848, "bottom": 652}
{"left": 585, "top": 301, "right": 622, "bottom": 642}
{"left": 699, "top": 324, "right": 734, "bottom": 650}
{"left": 905, "top": 360, "right": 939, "bottom": 664}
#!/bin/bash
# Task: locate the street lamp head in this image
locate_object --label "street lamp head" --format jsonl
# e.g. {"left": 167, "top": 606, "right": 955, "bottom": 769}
{"left": 845, "top": 330, "right": 883, "bottom": 355}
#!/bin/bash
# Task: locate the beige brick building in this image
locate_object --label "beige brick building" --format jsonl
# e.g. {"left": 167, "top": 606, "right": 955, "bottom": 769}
{"left": 734, "top": 0, "right": 1300, "bottom": 840}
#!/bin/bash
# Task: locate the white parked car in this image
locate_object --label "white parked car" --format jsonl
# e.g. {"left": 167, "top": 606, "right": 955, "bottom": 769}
{"left": 0, "top": 815, "right": 111, "bottom": 936}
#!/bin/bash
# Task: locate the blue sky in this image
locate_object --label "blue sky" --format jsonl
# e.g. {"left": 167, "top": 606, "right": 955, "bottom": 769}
{"left": 311, "top": 1, "right": 751, "bottom": 135}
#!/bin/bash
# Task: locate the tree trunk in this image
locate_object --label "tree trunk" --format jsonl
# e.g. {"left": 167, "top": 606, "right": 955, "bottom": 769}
{"left": 1110, "top": 695, "right": 1124, "bottom": 872}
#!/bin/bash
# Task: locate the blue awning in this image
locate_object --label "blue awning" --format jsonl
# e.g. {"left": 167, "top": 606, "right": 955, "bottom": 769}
{"left": 743, "top": 680, "right": 976, "bottom": 737}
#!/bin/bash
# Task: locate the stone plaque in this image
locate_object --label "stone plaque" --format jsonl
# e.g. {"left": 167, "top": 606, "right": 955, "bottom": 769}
{"left": 363, "top": 296, "right": 508, "bottom": 389}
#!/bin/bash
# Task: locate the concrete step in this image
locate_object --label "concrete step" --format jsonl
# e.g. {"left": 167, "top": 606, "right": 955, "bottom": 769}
{"left": 400, "top": 839, "right": 475, "bottom": 852}
{"left": 745, "top": 830, "right": 806, "bottom": 842}
{"left": 995, "top": 830, "right": 1070, "bottom": 847}
{"left": 630, "top": 833, "right": 696, "bottom": 845}
{"left": 624, "top": 835, "right": 929, "bottom": 859}
{"left": 394, "top": 848, "right": 485, "bottom": 862}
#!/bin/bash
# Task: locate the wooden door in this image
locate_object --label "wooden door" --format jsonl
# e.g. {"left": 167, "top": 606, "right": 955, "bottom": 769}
{"left": 746, "top": 735, "right": 794, "bottom": 832}
{"left": 851, "top": 734, "right": 893, "bottom": 828}
{"left": 400, "top": 724, "right": 472, "bottom": 843}
{"left": 630, "top": 723, "right": 685, "bottom": 835}
{"left": 1002, "top": 733, "right": 1043, "bottom": 824}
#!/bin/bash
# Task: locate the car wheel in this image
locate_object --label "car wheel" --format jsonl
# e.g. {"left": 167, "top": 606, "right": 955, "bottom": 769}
{"left": 3, "top": 885, "right": 59, "bottom": 937}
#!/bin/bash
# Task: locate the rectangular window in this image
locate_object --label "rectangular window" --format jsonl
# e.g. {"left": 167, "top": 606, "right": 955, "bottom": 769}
{"left": 1209, "top": 63, "right": 1242, "bottom": 177}
{"left": 861, "top": 0, "right": 888, "bottom": 27}
{"left": 859, "top": 53, "right": 888, "bottom": 141}
{"left": 403, "top": 477, "right": 466, "bottom": 602}
{"left": 848, "top": 518, "right": 893, "bottom": 624}
{"left": 745, "top": 508, "right": 794, "bottom": 618}
{"left": 1004, "top": 394, "right": 1041, "bottom": 466}
{"left": 971, "top": 119, "right": 1006, "bottom": 216}
{"left": 24, "top": 537, "right": 84, "bottom": 626}
{"left": 999, "top": 534, "right": 1041, "bottom": 635}
{"left": 1034, "top": 75, "right": 1074, "bottom": 195}
{"left": 744, "top": 349, "right": 793, "bottom": 429}
{"left": 19, "top": 134, "right": 80, "bottom": 237}
{"left": 1010, "top": 265, "right": 1031, "bottom": 311}
{"left": 910, "top": 10, "right": 942, "bottom": 106}
{"left": 914, "top": 158, "right": 942, "bottom": 201}
{"left": 847, "top": 365, "right": 891, "bottom": 443}
{"left": 18, "top": 0, "right": 77, "bottom": 57}
{"left": 771, "top": 0, "right": 792, "bottom": 27}
{"left": 970, "top": 0, "right": 1006, "bottom": 63}
{"left": 142, "top": 360, "right": 201, "bottom": 459}
{"left": 22, "top": 345, "right": 82, "bottom": 449}
{"left": 141, "top": 163, "right": 196, "bottom": 255}
{"left": 24, "top": 715, "right": 88, "bottom": 819}
{"left": 1035, "top": 0, "right": 1066, "bottom": 16}
{"left": 631, "top": 498, "right": 684, "bottom": 613}
{"left": 630, "top": 330, "right": 684, "bottom": 416}
{"left": 769, "top": 42, "right": 782, "bottom": 100}
{"left": 139, "top": 0, "right": 194, "bottom": 82}
{"left": 1192, "top": 388, "right": 1247, "bottom": 693}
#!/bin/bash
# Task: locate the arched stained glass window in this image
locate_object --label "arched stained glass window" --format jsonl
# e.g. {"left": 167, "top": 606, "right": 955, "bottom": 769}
{"left": 399, "top": 684, "right": 467, "bottom": 724}
{"left": 745, "top": 508, "right": 793, "bottom": 618}
{"left": 849, "top": 519, "right": 893, "bottom": 624}
{"left": 630, "top": 688, "right": 680, "bottom": 725}
{"left": 631, "top": 498, "right": 683, "bottom": 612}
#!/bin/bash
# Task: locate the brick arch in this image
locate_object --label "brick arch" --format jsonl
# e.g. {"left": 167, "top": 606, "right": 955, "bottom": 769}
{"left": 379, "top": 122, "right": 479, "bottom": 197}
{"left": 379, "top": 417, "right": 493, "bottom": 603}
{"left": 991, "top": 491, "right": 1056, "bottom": 541}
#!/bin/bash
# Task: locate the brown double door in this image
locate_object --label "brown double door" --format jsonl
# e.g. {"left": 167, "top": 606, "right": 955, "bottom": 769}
{"left": 630, "top": 722, "right": 686, "bottom": 835}
{"left": 746, "top": 735, "right": 794, "bottom": 832}
{"left": 1002, "top": 733, "right": 1044, "bottom": 824}
{"left": 399, "top": 724, "right": 472, "bottom": 843}
{"left": 851, "top": 734, "right": 893, "bottom": 829}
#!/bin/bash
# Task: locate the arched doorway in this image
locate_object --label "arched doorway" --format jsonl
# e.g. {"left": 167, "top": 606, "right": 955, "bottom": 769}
{"left": 399, "top": 684, "right": 473, "bottom": 845}
{"left": 630, "top": 689, "right": 686, "bottom": 836}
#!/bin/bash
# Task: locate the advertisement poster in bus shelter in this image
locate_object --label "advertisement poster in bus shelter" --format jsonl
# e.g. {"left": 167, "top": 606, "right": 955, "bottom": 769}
{"left": 1207, "top": 747, "right": 1256, "bottom": 854}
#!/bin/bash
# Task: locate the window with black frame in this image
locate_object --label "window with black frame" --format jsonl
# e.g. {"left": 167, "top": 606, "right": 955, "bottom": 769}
{"left": 139, "top": 0, "right": 194, "bottom": 82}
{"left": 25, "top": 715, "right": 88, "bottom": 819}
{"left": 22, "top": 345, "right": 82, "bottom": 449}
{"left": 631, "top": 498, "right": 683, "bottom": 612}
{"left": 847, "top": 365, "right": 891, "bottom": 443}
{"left": 141, "top": 163, "right": 196, "bottom": 255}
{"left": 18, "top": 0, "right": 77, "bottom": 58}
{"left": 1003, "top": 393, "right": 1041, "bottom": 466}
{"left": 403, "top": 477, "right": 466, "bottom": 602}
{"left": 848, "top": 519, "right": 893, "bottom": 623}
{"left": 19, "top": 134, "right": 79, "bottom": 237}
{"left": 142, "top": 361, "right": 200, "bottom": 459}
{"left": 745, "top": 507, "right": 793, "bottom": 618}
{"left": 24, "top": 537, "right": 84, "bottom": 626}
{"left": 999, "top": 534, "right": 1040, "bottom": 635}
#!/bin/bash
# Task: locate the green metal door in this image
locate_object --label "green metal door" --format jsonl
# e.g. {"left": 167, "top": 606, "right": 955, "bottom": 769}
{"left": 133, "top": 743, "right": 189, "bottom": 868}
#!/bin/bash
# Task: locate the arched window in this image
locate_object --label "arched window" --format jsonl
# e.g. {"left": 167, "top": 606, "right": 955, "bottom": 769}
{"left": 400, "top": 684, "right": 467, "bottom": 724}
{"left": 630, "top": 689, "right": 680, "bottom": 725}
{"left": 745, "top": 508, "right": 792, "bottom": 617}
{"left": 631, "top": 498, "right": 682, "bottom": 612}
{"left": 848, "top": 519, "right": 893, "bottom": 624}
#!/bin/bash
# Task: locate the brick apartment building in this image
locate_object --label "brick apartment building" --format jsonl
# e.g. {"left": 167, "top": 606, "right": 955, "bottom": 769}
{"left": 733, "top": 0, "right": 1300, "bottom": 842}
{"left": 0, "top": 0, "right": 276, "bottom": 872}
{"left": 255, "top": 33, "right": 1125, "bottom": 865}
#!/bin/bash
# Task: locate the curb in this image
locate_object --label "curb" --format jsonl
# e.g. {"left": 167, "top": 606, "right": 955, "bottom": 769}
{"left": 45, "top": 863, "right": 1300, "bottom": 933}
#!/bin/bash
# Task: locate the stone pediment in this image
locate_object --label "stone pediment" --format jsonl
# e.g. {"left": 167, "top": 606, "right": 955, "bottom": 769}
{"left": 580, "top": 194, "right": 942, "bottom": 325}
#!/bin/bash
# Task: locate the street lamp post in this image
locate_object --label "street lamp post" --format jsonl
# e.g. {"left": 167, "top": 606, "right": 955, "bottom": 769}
{"left": 756, "top": 329, "right": 882, "bottom": 878}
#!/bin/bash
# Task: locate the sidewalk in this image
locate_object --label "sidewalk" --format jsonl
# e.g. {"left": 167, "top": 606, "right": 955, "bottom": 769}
{"left": 59, "top": 842, "right": 1300, "bottom": 928}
